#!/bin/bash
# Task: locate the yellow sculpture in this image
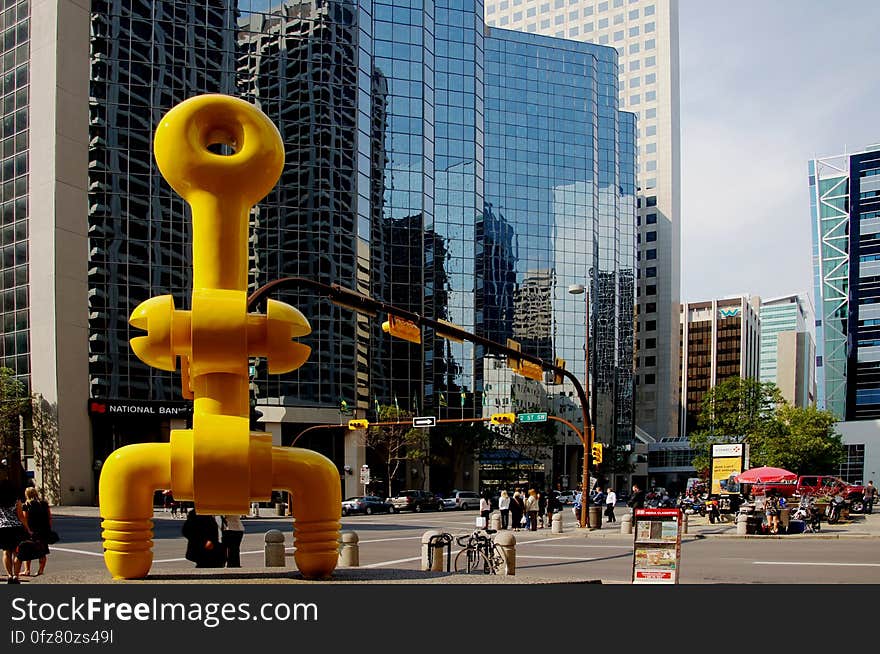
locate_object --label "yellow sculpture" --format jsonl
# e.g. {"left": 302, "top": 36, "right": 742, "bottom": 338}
{"left": 98, "top": 94, "right": 341, "bottom": 580}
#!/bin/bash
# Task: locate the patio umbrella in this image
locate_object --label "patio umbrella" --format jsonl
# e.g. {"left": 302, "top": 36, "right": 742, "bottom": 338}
{"left": 734, "top": 466, "right": 797, "bottom": 484}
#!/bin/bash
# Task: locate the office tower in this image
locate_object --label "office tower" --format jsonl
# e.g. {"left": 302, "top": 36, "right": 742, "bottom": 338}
{"left": 8, "top": 0, "right": 636, "bottom": 501}
{"left": 759, "top": 294, "right": 816, "bottom": 408}
{"left": 484, "top": 0, "right": 681, "bottom": 441}
{"left": 678, "top": 296, "right": 761, "bottom": 437}
{"left": 811, "top": 145, "right": 880, "bottom": 420}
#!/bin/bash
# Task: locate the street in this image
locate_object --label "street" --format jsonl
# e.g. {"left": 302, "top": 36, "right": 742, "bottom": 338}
{"left": 27, "top": 507, "right": 880, "bottom": 584}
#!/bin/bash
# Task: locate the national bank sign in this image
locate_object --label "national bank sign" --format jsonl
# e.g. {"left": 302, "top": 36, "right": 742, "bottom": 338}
{"left": 88, "top": 399, "right": 193, "bottom": 417}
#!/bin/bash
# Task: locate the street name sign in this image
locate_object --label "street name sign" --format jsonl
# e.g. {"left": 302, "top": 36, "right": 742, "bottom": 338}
{"left": 412, "top": 416, "right": 437, "bottom": 428}
{"left": 518, "top": 412, "right": 548, "bottom": 423}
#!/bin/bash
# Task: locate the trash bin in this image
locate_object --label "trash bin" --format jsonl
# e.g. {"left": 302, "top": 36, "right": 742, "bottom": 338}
{"left": 276, "top": 502, "right": 285, "bottom": 516}
{"left": 588, "top": 505, "right": 602, "bottom": 529}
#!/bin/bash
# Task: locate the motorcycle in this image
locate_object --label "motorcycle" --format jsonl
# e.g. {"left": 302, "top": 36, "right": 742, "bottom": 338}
{"left": 825, "top": 495, "right": 848, "bottom": 524}
{"left": 792, "top": 495, "right": 821, "bottom": 532}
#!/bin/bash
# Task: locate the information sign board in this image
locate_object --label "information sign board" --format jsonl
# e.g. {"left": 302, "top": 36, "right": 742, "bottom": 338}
{"left": 631, "top": 508, "right": 682, "bottom": 584}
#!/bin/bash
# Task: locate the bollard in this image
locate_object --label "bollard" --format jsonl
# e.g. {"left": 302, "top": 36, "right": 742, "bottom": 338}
{"left": 338, "top": 531, "right": 359, "bottom": 567}
{"left": 265, "top": 529, "right": 286, "bottom": 567}
{"left": 682, "top": 512, "right": 689, "bottom": 534}
{"left": 421, "top": 530, "right": 445, "bottom": 571}
{"left": 493, "top": 531, "right": 516, "bottom": 575}
{"left": 620, "top": 512, "right": 633, "bottom": 535}
{"left": 489, "top": 510, "right": 502, "bottom": 531}
{"left": 736, "top": 512, "right": 749, "bottom": 535}
{"left": 251, "top": 501, "right": 260, "bottom": 517}
{"left": 551, "top": 511, "right": 564, "bottom": 534}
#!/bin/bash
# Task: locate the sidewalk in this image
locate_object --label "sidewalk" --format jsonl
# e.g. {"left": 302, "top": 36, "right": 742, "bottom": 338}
{"left": 51, "top": 506, "right": 292, "bottom": 520}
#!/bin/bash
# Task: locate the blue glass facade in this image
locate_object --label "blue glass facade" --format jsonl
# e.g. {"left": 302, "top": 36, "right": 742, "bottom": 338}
{"left": 811, "top": 147, "right": 880, "bottom": 420}
{"left": 483, "top": 30, "right": 636, "bottom": 445}
{"left": 47, "top": 0, "right": 636, "bottom": 491}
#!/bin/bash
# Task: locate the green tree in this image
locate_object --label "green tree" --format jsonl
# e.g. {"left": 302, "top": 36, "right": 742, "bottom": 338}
{"left": 432, "top": 421, "right": 496, "bottom": 490}
{"left": 754, "top": 404, "right": 844, "bottom": 474}
{"left": 365, "top": 404, "right": 422, "bottom": 498}
{"left": 0, "top": 367, "right": 29, "bottom": 489}
{"left": 689, "top": 377, "right": 784, "bottom": 473}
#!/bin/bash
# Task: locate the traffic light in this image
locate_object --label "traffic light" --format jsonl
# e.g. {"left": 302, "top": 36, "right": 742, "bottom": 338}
{"left": 490, "top": 413, "right": 516, "bottom": 425}
{"left": 348, "top": 419, "right": 369, "bottom": 430}
{"left": 382, "top": 314, "right": 421, "bottom": 344}
{"left": 506, "top": 338, "right": 521, "bottom": 373}
{"left": 591, "top": 442, "right": 604, "bottom": 464}
{"left": 518, "top": 360, "right": 544, "bottom": 381}
{"left": 552, "top": 358, "right": 566, "bottom": 385}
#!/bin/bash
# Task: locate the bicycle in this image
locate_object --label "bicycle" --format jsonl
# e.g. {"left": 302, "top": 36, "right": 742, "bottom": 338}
{"left": 453, "top": 529, "right": 505, "bottom": 574}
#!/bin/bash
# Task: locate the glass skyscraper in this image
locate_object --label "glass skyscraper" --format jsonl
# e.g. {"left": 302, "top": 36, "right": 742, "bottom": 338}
{"left": 13, "top": 0, "right": 634, "bottom": 501}
{"left": 811, "top": 145, "right": 880, "bottom": 420}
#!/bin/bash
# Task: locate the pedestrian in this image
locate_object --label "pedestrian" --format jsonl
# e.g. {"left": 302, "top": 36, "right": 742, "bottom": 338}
{"left": 593, "top": 486, "right": 606, "bottom": 510}
{"left": 628, "top": 484, "right": 646, "bottom": 512}
{"left": 524, "top": 488, "right": 539, "bottom": 532}
{"left": 573, "top": 489, "right": 583, "bottom": 525}
{"left": 605, "top": 487, "right": 617, "bottom": 523}
{"left": 498, "top": 490, "right": 511, "bottom": 529}
{"left": 182, "top": 508, "right": 225, "bottom": 568}
{"left": 0, "top": 479, "right": 26, "bottom": 584}
{"left": 510, "top": 491, "right": 525, "bottom": 532}
{"left": 537, "top": 489, "right": 547, "bottom": 528}
{"left": 20, "top": 487, "right": 54, "bottom": 577}
{"left": 219, "top": 515, "right": 245, "bottom": 568}
{"left": 864, "top": 481, "right": 876, "bottom": 514}
{"left": 479, "top": 492, "right": 492, "bottom": 529}
{"left": 546, "top": 488, "right": 560, "bottom": 526}
{"left": 764, "top": 490, "right": 781, "bottom": 535}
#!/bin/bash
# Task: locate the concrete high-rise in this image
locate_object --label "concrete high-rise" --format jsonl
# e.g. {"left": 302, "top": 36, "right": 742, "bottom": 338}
{"left": 759, "top": 294, "right": 815, "bottom": 408}
{"left": 483, "top": 0, "right": 681, "bottom": 440}
{"left": 678, "top": 295, "right": 761, "bottom": 437}
{"left": 811, "top": 145, "right": 880, "bottom": 420}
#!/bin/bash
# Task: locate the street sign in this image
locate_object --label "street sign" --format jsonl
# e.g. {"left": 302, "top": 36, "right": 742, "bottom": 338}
{"left": 359, "top": 465, "right": 370, "bottom": 485}
{"left": 412, "top": 416, "right": 436, "bottom": 428}
{"left": 517, "top": 412, "right": 548, "bottom": 423}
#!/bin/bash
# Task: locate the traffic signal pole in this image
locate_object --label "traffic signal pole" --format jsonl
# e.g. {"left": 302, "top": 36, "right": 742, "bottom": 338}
{"left": 248, "top": 277, "right": 593, "bottom": 527}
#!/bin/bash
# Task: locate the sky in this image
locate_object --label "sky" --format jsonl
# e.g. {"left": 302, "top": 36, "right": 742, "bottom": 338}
{"left": 679, "top": 0, "right": 880, "bottom": 304}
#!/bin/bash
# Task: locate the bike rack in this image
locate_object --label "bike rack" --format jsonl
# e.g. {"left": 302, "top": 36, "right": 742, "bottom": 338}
{"left": 427, "top": 532, "right": 453, "bottom": 572}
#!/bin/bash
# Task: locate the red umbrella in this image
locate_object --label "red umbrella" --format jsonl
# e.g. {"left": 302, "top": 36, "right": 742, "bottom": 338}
{"left": 734, "top": 466, "right": 797, "bottom": 483}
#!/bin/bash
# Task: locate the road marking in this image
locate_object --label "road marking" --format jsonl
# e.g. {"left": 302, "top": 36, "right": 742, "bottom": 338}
{"left": 362, "top": 556, "right": 422, "bottom": 568}
{"left": 359, "top": 536, "right": 424, "bottom": 544}
{"left": 518, "top": 555, "right": 597, "bottom": 561}
{"left": 153, "top": 557, "right": 189, "bottom": 563}
{"left": 754, "top": 561, "right": 880, "bottom": 567}
{"left": 522, "top": 542, "right": 631, "bottom": 549}
{"left": 51, "top": 547, "right": 104, "bottom": 558}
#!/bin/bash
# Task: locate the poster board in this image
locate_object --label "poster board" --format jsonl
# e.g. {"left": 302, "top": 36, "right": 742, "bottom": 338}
{"left": 631, "top": 508, "right": 682, "bottom": 584}
{"left": 710, "top": 443, "right": 748, "bottom": 495}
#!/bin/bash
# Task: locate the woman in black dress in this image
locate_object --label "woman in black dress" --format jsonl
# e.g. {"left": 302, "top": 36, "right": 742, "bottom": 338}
{"left": 0, "top": 480, "right": 27, "bottom": 584}
{"left": 21, "top": 487, "right": 52, "bottom": 576}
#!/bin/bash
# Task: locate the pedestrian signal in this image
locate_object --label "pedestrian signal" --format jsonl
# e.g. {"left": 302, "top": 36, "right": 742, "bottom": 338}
{"left": 382, "top": 315, "right": 421, "bottom": 344}
{"left": 348, "top": 419, "right": 369, "bottom": 430}
{"left": 591, "top": 442, "right": 604, "bottom": 464}
{"left": 490, "top": 413, "right": 516, "bottom": 425}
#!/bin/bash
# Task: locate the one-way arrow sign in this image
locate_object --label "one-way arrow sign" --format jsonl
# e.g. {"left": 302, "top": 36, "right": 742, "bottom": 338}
{"left": 412, "top": 416, "right": 436, "bottom": 428}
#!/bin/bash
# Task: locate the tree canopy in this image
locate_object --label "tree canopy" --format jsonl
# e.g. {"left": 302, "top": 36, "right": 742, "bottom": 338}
{"left": 688, "top": 377, "right": 844, "bottom": 476}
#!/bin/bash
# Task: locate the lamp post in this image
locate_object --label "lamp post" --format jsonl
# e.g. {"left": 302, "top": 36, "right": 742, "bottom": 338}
{"left": 568, "top": 283, "right": 593, "bottom": 528}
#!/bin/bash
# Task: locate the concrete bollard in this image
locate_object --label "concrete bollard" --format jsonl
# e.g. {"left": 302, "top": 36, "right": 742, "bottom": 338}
{"left": 736, "top": 512, "right": 749, "bottom": 535}
{"left": 493, "top": 531, "right": 516, "bottom": 575}
{"left": 620, "top": 512, "right": 633, "bottom": 535}
{"left": 250, "top": 501, "right": 260, "bottom": 517}
{"left": 421, "top": 530, "right": 446, "bottom": 572}
{"left": 265, "top": 529, "right": 286, "bottom": 567}
{"left": 489, "top": 510, "right": 502, "bottom": 531}
{"left": 551, "top": 511, "right": 564, "bottom": 534}
{"left": 338, "top": 531, "right": 359, "bottom": 567}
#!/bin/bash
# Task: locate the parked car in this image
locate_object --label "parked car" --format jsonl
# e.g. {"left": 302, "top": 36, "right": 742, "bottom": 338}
{"left": 441, "top": 490, "right": 481, "bottom": 510}
{"left": 555, "top": 491, "right": 576, "bottom": 506}
{"left": 750, "top": 475, "right": 866, "bottom": 512}
{"left": 389, "top": 490, "right": 443, "bottom": 512}
{"left": 341, "top": 496, "right": 395, "bottom": 516}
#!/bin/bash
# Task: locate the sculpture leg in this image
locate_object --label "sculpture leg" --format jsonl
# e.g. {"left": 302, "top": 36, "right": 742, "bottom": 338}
{"left": 271, "top": 447, "right": 341, "bottom": 579}
{"left": 99, "top": 443, "right": 171, "bottom": 580}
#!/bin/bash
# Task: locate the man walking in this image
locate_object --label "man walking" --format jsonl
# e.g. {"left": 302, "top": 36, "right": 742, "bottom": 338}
{"left": 628, "top": 484, "right": 646, "bottom": 512}
{"left": 605, "top": 487, "right": 617, "bottom": 523}
{"left": 864, "top": 480, "right": 876, "bottom": 514}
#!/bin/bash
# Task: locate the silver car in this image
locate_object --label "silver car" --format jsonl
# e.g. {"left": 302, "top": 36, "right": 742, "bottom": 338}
{"left": 441, "top": 490, "right": 481, "bottom": 510}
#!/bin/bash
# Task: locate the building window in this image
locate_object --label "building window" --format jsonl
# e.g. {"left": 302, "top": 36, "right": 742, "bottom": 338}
{"left": 646, "top": 230, "right": 656, "bottom": 242}
{"left": 646, "top": 356, "right": 656, "bottom": 367}
{"left": 645, "top": 38, "right": 656, "bottom": 50}
{"left": 645, "top": 5, "right": 655, "bottom": 16}
{"left": 646, "top": 338, "right": 657, "bottom": 349}
{"left": 599, "top": 17, "right": 609, "bottom": 28}
{"left": 646, "top": 302, "right": 657, "bottom": 313}
{"left": 645, "top": 373, "right": 656, "bottom": 384}
{"left": 646, "top": 125, "right": 657, "bottom": 136}
{"left": 646, "top": 213, "right": 657, "bottom": 224}
{"left": 645, "top": 90, "right": 656, "bottom": 102}
{"left": 646, "top": 248, "right": 657, "bottom": 260}
{"left": 629, "top": 9, "right": 639, "bottom": 19}
{"left": 614, "top": 30, "right": 624, "bottom": 41}
{"left": 646, "top": 160, "right": 657, "bottom": 171}
{"left": 629, "top": 42, "right": 640, "bottom": 54}
{"left": 645, "top": 21, "right": 656, "bottom": 33}
{"left": 646, "top": 285, "right": 657, "bottom": 296}
{"left": 629, "top": 26, "right": 640, "bottom": 37}
{"left": 646, "top": 267, "right": 657, "bottom": 277}
{"left": 630, "top": 77, "right": 641, "bottom": 88}
{"left": 630, "top": 60, "right": 640, "bottom": 71}
{"left": 646, "top": 196, "right": 657, "bottom": 207}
